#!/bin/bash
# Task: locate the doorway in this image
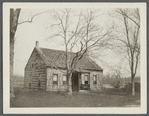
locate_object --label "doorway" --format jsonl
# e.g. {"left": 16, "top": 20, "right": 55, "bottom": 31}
{"left": 72, "top": 72, "right": 79, "bottom": 92}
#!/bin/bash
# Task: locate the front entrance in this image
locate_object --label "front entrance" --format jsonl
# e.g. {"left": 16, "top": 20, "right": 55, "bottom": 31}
{"left": 72, "top": 71, "right": 90, "bottom": 92}
{"left": 72, "top": 72, "right": 79, "bottom": 92}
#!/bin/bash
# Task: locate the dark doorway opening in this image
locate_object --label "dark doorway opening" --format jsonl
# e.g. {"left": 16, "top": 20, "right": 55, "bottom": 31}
{"left": 72, "top": 72, "right": 79, "bottom": 92}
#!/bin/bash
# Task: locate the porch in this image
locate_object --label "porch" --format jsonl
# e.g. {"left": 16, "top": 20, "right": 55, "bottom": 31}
{"left": 72, "top": 71, "right": 90, "bottom": 92}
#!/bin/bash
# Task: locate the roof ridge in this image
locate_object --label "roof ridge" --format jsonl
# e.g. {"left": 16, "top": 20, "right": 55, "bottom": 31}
{"left": 40, "top": 47, "right": 78, "bottom": 54}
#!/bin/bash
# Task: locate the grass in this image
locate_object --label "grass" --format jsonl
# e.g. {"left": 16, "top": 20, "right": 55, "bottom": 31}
{"left": 10, "top": 87, "right": 140, "bottom": 107}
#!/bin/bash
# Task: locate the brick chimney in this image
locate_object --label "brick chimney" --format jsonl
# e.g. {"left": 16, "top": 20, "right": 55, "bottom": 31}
{"left": 36, "top": 41, "right": 39, "bottom": 48}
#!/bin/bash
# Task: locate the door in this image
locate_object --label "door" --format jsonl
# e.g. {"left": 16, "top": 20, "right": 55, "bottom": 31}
{"left": 72, "top": 73, "right": 79, "bottom": 91}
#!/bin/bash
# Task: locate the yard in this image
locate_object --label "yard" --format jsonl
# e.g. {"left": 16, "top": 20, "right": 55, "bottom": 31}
{"left": 10, "top": 87, "right": 140, "bottom": 107}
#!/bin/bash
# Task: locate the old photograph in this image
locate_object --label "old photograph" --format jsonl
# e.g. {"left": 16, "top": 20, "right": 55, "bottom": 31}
{"left": 3, "top": 3, "right": 147, "bottom": 114}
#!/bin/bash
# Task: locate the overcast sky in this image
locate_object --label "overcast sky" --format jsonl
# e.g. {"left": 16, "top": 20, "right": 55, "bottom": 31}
{"left": 13, "top": 8, "right": 140, "bottom": 77}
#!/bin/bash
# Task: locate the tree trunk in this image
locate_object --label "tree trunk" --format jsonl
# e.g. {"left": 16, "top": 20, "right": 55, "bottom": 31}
{"left": 132, "top": 75, "right": 135, "bottom": 96}
{"left": 10, "top": 41, "right": 15, "bottom": 98}
{"left": 67, "top": 73, "right": 72, "bottom": 95}
{"left": 132, "top": 80, "right": 135, "bottom": 96}
{"left": 10, "top": 9, "right": 21, "bottom": 98}
{"left": 131, "top": 57, "right": 135, "bottom": 96}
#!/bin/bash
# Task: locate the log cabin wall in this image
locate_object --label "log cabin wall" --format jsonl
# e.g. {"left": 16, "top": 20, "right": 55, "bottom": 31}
{"left": 24, "top": 48, "right": 47, "bottom": 90}
{"left": 46, "top": 68, "right": 67, "bottom": 91}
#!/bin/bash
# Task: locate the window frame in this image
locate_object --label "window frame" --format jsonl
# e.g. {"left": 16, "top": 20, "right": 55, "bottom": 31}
{"left": 62, "top": 74, "right": 67, "bottom": 85}
{"left": 93, "top": 75, "right": 97, "bottom": 84}
{"left": 53, "top": 74, "right": 58, "bottom": 85}
{"left": 84, "top": 74, "right": 89, "bottom": 85}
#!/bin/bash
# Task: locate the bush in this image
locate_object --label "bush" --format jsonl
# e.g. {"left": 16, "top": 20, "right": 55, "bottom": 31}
{"left": 102, "top": 77, "right": 122, "bottom": 88}
{"left": 124, "top": 82, "right": 140, "bottom": 93}
{"left": 112, "top": 81, "right": 120, "bottom": 88}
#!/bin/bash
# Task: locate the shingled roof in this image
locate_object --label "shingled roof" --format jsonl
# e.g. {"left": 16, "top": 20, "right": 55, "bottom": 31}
{"left": 36, "top": 47, "right": 103, "bottom": 71}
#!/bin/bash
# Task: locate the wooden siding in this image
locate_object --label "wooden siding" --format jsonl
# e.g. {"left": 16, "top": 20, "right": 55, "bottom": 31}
{"left": 24, "top": 48, "right": 47, "bottom": 90}
{"left": 89, "top": 71, "right": 103, "bottom": 91}
{"left": 46, "top": 68, "right": 67, "bottom": 91}
{"left": 46, "top": 68, "right": 103, "bottom": 92}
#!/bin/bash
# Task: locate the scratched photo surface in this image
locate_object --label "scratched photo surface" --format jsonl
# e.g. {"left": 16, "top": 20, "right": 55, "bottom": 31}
{"left": 3, "top": 3, "right": 147, "bottom": 114}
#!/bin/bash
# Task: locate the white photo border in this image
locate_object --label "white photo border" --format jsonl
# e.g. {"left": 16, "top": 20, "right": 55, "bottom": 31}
{"left": 3, "top": 2, "right": 147, "bottom": 114}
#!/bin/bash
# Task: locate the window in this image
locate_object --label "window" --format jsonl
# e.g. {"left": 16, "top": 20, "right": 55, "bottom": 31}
{"left": 84, "top": 75, "right": 89, "bottom": 84}
{"left": 93, "top": 75, "right": 97, "bottom": 84}
{"left": 53, "top": 74, "right": 58, "bottom": 84}
{"left": 63, "top": 75, "right": 67, "bottom": 85}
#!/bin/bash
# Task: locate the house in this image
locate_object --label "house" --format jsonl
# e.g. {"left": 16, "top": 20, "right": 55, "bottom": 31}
{"left": 24, "top": 41, "right": 103, "bottom": 92}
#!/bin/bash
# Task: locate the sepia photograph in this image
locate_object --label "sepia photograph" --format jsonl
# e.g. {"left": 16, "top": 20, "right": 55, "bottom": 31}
{"left": 3, "top": 3, "right": 147, "bottom": 114}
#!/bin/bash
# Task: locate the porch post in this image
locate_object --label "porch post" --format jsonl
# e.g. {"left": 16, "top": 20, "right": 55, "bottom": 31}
{"left": 78, "top": 73, "right": 81, "bottom": 91}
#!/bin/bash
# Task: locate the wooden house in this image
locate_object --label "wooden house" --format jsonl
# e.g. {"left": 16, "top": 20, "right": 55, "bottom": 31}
{"left": 24, "top": 41, "right": 103, "bottom": 92}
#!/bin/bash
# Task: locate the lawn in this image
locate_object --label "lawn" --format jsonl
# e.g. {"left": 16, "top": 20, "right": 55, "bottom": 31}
{"left": 10, "top": 87, "right": 140, "bottom": 107}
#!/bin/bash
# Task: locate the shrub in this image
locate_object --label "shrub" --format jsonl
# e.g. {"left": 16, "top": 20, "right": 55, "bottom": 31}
{"left": 102, "top": 77, "right": 122, "bottom": 88}
{"left": 124, "top": 82, "right": 140, "bottom": 93}
{"left": 113, "top": 81, "right": 120, "bottom": 88}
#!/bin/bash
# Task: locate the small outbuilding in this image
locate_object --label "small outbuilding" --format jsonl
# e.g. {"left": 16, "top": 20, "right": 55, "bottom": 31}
{"left": 24, "top": 41, "right": 103, "bottom": 92}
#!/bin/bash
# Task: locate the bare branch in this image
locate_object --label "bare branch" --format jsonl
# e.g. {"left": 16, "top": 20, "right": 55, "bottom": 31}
{"left": 114, "top": 8, "right": 140, "bottom": 95}
{"left": 18, "top": 10, "right": 48, "bottom": 25}
{"left": 116, "top": 9, "right": 140, "bottom": 28}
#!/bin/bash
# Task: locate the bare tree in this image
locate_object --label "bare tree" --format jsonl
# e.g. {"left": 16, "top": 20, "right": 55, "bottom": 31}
{"left": 114, "top": 8, "right": 140, "bottom": 95}
{"left": 10, "top": 9, "right": 21, "bottom": 98}
{"left": 49, "top": 9, "right": 111, "bottom": 94}
{"left": 10, "top": 9, "right": 48, "bottom": 97}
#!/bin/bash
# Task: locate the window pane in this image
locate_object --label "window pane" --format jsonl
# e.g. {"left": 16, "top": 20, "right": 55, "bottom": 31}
{"left": 84, "top": 75, "right": 88, "bottom": 81}
{"left": 93, "top": 75, "right": 97, "bottom": 81}
{"left": 53, "top": 74, "right": 58, "bottom": 84}
{"left": 63, "top": 75, "right": 67, "bottom": 81}
{"left": 63, "top": 75, "right": 66, "bottom": 85}
{"left": 84, "top": 75, "right": 89, "bottom": 84}
{"left": 53, "top": 74, "right": 58, "bottom": 81}
{"left": 85, "top": 81, "right": 88, "bottom": 84}
{"left": 93, "top": 75, "right": 97, "bottom": 84}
